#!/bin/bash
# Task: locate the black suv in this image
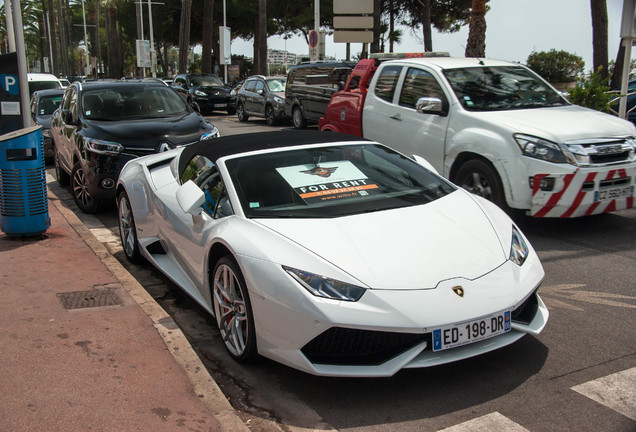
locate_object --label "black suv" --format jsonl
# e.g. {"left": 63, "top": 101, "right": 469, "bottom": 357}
{"left": 285, "top": 61, "right": 354, "bottom": 128}
{"left": 172, "top": 73, "right": 235, "bottom": 115}
{"left": 236, "top": 75, "right": 287, "bottom": 125}
{"left": 51, "top": 80, "right": 219, "bottom": 213}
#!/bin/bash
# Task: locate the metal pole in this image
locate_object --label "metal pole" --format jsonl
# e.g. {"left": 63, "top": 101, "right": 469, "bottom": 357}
{"left": 140, "top": 0, "right": 146, "bottom": 77}
{"left": 10, "top": 0, "right": 31, "bottom": 128}
{"left": 148, "top": 0, "right": 156, "bottom": 77}
{"left": 5, "top": 0, "right": 16, "bottom": 52}
{"left": 81, "top": 0, "right": 90, "bottom": 76}
{"left": 223, "top": 0, "right": 227, "bottom": 82}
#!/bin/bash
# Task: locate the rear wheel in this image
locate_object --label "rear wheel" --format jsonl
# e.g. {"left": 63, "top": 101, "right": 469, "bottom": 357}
{"left": 54, "top": 147, "right": 70, "bottom": 186}
{"left": 237, "top": 102, "right": 249, "bottom": 122}
{"left": 292, "top": 106, "right": 307, "bottom": 129}
{"left": 118, "top": 191, "right": 142, "bottom": 263}
{"left": 71, "top": 161, "right": 102, "bottom": 214}
{"left": 455, "top": 159, "right": 508, "bottom": 210}
{"left": 212, "top": 256, "right": 258, "bottom": 363}
{"left": 265, "top": 105, "right": 276, "bottom": 126}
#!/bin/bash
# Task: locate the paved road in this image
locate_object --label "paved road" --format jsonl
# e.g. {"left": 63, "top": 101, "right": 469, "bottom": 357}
{"left": 51, "top": 115, "right": 636, "bottom": 432}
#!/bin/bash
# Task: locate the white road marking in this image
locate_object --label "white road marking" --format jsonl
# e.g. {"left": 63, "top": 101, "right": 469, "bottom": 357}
{"left": 437, "top": 412, "right": 529, "bottom": 432}
{"left": 571, "top": 367, "right": 636, "bottom": 421}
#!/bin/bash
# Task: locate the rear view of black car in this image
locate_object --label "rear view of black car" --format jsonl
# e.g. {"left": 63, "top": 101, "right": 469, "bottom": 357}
{"left": 51, "top": 80, "right": 220, "bottom": 213}
{"left": 171, "top": 73, "right": 235, "bottom": 115}
{"left": 30, "top": 88, "right": 64, "bottom": 163}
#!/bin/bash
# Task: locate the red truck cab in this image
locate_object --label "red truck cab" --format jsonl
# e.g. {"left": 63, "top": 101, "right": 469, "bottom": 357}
{"left": 318, "top": 59, "right": 377, "bottom": 136}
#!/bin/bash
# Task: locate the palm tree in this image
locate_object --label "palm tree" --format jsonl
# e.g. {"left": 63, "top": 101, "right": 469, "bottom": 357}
{"left": 465, "top": 0, "right": 486, "bottom": 57}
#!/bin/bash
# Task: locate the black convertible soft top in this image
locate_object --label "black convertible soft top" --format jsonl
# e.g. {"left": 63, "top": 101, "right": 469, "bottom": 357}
{"left": 178, "top": 130, "right": 365, "bottom": 180}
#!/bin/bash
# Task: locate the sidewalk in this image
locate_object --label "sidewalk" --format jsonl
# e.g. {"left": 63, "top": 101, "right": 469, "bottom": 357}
{"left": 0, "top": 190, "right": 249, "bottom": 432}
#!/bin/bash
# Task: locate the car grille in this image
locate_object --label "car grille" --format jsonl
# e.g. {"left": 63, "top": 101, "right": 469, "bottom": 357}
{"left": 301, "top": 291, "right": 541, "bottom": 367}
{"left": 301, "top": 327, "right": 429, "bottom": 366}
{"left": 564, "top": 137, "right": 634, "bottom": 165}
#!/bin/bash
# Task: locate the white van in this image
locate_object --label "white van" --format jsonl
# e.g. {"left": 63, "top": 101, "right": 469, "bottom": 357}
{"left": 27, "top": 73, "right": 62, "bottom": 96}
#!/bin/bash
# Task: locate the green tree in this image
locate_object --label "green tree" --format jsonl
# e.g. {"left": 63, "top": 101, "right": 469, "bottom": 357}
{"left": 465, "top": 0, "right": 486, "bottom": 57}
{"left": 527, "top": 50, "right": 585, "bottom": 83}
{"left": 568, "top": 68, "right": 612, "bottom": 112}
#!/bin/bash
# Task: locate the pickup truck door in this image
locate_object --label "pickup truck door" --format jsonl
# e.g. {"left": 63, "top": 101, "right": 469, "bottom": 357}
{"left": 362, "top": 65, "right": 404, "bottom": 144}
{"left": 386, "top": 67, "right": 450, "bottom": 173}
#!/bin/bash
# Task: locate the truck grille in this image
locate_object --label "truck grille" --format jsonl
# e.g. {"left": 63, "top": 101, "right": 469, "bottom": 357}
{"left": 564, "top": 137, "right": 635, "bottom": 166}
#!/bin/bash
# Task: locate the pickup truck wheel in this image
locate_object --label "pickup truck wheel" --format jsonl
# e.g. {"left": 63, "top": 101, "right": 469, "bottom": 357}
{"left": 455, "top": 159, "right": 508, "bottom": 210}
{"left": 54, "top": 148, "right": 70, "bottom": 186}
{"left": 237, "top": 103, "right": 249, "bottom": 122}
{"left": 71, "top": 161, "right": 102, "bottom": 214}
{"left": 292, "top": 107, "right": 307, "bottom": 129}
{"left": 265, "top": 105, "right": 276, "bottom": 126}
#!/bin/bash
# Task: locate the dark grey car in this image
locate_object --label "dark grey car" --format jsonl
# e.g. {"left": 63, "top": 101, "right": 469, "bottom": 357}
{"left": 236, "top": 75, "right": 288, "bottom": 126}
{"left": 30, "top": 88, "right": 65, "bottom": 163}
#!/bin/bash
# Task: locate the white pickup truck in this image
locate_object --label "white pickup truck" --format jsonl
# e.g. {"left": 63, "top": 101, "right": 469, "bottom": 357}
{"left": 320, "top": 54, "right": 636, "bottom": 217}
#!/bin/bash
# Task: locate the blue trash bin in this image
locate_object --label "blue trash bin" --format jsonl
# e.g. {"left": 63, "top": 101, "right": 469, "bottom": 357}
{"left": 0, "top": 125, "right": 50, "bottom": 236}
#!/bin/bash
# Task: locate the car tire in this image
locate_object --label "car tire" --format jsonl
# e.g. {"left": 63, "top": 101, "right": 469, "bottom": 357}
{"left": 292, "top": 106, "right": 307, "bottom": 129}
{"left": 454, "top": 159, "right": 509, "bottom": 211}
{"left": 117, "top": 191, "right": 142, "bottom": 264}
{"left": 265, "top": 105, "right": 276, "bottom": 126}
{"left": 54, "top": 147, "right": 70, "bottom": 186}
{"left": 237, "top": 103, "right": 249, "bottom": 122}
{"left": 71, "top": 161, "right": 102, "bottom": 214}
{"left": 212, "top": 256, "right": 258, "bottom": 363}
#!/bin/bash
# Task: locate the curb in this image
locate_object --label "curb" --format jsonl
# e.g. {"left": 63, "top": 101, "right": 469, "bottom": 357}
{"left": 48, "top": 188, "right": 250, "bottom": 432}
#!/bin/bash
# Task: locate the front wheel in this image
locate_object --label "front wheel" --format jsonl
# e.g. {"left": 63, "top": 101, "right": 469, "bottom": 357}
{"left": 237, "top": 103, "right": 249, "bottom": 122}
{"left": 71, "top": 161, "right": 102, "bottom": 214}
{"left": 212, "top": 256, "right": 258, "bottom": 363}
{"left": 454, "top": 159, "right": 508, "bottom": 210}
{"left": 292, "top": 106, "right": 307, "bottom": 129}
{"left": 118, "top": 191, "right": 142, "bottom": 263}
{"left": 265, "top": 105, "right": 276, "bottom": 126}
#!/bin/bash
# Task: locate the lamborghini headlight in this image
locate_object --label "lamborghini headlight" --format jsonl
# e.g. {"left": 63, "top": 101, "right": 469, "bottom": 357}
{"left": 283, "top": 266, "right": 366, "bottom": 301}
{"left": 509, "top": 225, "right": 529, "bottom": 266}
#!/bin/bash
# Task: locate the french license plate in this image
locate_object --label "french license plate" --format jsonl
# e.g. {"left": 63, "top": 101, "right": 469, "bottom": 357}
{"left": 214, "top": 103, "right": 227, "bottom": 108}
{"left": 432, "top": 311, "right": 511, "bottom": 352}
{"left": 594, "top": 186, "right": 634, "bottom": 202}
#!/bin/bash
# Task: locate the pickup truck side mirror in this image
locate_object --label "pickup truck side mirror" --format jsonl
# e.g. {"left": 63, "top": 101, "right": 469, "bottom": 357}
{"left": 416, "top": 97, "right": 447, "bottom": 116}
{"left": 61, "top": 108, "right": 75, "bottom": 125}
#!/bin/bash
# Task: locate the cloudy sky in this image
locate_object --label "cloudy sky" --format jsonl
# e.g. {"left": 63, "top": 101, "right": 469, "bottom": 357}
{"left": 231, "top": 0, "right": 629, "bottom": 71}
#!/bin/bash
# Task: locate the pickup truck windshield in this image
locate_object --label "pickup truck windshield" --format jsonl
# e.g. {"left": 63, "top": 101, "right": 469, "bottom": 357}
{"left": 443, "top": 66, "right": 568, "bottom": 111}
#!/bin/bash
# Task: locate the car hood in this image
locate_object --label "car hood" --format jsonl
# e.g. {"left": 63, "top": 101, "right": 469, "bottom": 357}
{"left": 193, "top": 86, "right": 229, "bottom": 94}
{"left": 255, "top": 191, "right": 508, "bottom": 290}
{"left": 82, "top": 112, "right": 209, "bottom": 149}
{"left": 474, "top": 105, "right": 636, "bottom": 142}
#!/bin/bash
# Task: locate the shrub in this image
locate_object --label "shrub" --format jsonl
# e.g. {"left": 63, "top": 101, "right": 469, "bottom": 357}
{"left": 568, "top": 68, "right": 612, "bottom": 112}
{"left": 526, "top": 49, "right": 585, "bottom": 83}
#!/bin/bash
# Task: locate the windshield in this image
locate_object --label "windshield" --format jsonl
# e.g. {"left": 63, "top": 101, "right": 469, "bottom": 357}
{"left": 189, "top": 75, "right": 225, "bottom": 87}
{"left": 38, "top": 95, "right": 63, "bottom": 115}
{"left": 443, "top": 66, "right": 568, "bottom": 111}
{"left": 226, "top": 144, "right": 456, "bottom": 218}
{"left": 266, "top": 78, "right": 286, "bottom": 92}
{"left": 82, "top": 86, "right": 190, "bottom": 120}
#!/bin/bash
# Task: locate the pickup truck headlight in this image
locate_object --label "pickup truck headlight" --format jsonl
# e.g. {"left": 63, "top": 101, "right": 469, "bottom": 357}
{"left": 284, "top": 266, "right": 366, "bottom": 301}
{"left": 509, "top": 225, "right": 529, "bottom": 266}
{"left": 514, "top": 134, "right": 570, "bottom": 164}
{"left": 194, "top": 89, "right": 207, "bottom": 97}
{"left": 84, "top": 137, "right": 124, "bottom": 155}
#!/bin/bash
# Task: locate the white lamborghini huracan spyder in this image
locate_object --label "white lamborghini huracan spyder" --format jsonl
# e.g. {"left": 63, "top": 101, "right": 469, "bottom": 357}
{"left": 116, "top": 130, "right": 548, "bottom": 377}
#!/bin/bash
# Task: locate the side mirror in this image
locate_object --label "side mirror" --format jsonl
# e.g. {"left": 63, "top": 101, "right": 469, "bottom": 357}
{"left": 176, "top": 180, "right": 205, "bottom": 215}
{"left": 257, "top": 89, "right": 264, "bottom": 95}
{"left": 412, "top": 154, "right": 439, "bottom": 175}
{"left": 61, "top": 108, "right": 74, "bottom": 125}
{"left": 415, "top": 97, "right": 446, "bottom": 116}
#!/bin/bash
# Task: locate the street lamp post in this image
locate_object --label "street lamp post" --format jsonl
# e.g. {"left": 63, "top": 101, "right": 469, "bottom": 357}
{"left": 81, "top": 0, "right": 90, "bottom": 75}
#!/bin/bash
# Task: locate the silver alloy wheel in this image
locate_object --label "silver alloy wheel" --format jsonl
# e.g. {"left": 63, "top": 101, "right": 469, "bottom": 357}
{"left": 292, "top": 107, "right": 306, "bottom": 129}
{"left": 461, "top": 172, "right": 493, "bottom": 199}
{"left": 265, "top": 105, "right": 275, "bottom": 125}
{"left": 118, "top": 195, "right": 136, "bottom": 259}
{"left": 72, "top": 166, "right": 94, "bottom": 208}
{"left": 213, "top": 263, "right": 249, "bottom": 357}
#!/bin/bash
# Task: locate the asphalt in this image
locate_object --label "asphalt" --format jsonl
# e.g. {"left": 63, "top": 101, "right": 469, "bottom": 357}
{"left": 0, "top": 188, "right": 250, "bottom": 431}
